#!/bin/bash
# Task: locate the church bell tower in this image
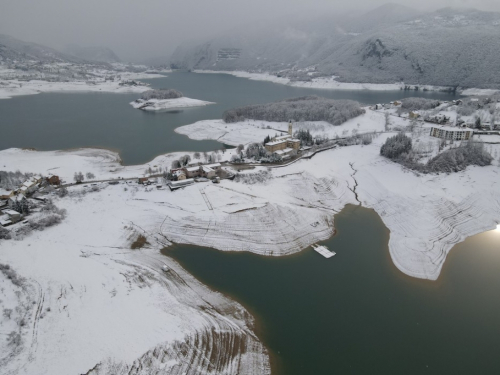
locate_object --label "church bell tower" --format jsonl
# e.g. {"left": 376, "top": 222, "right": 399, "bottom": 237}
{"left": 288, "top": 120, "right": 293, "bottom": 137}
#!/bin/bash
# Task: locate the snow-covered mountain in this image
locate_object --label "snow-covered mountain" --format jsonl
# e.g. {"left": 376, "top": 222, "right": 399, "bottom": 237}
{"left": 0, "top": 34, "right": 86, "bottom": 64}
{"left": 64, "top": 44, "right": 121, "bottom": 63}
{"left": 170, "top": 5, "right": 500, "bottom": 88}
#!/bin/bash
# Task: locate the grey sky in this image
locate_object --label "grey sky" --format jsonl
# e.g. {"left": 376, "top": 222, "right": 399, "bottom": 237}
{"left": 1, "top": 0, "right": 499, "bottom": 62}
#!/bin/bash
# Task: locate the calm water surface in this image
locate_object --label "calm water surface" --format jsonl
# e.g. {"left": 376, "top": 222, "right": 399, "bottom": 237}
{"left": 166, "top": 205, "right": 500, "bottom": 375}
{"left": 0, "top": 72, "right": 460, "bottom": 165}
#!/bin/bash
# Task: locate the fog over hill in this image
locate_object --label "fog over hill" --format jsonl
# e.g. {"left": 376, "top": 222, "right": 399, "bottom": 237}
{"left": 171, "top": 5, "right": 500, "bottom": 88}
{"left": 63, "top": 45, "right": 121, "bottom": 64}
{"left": 0, "top": 33, "right": 87, "bottom": 64}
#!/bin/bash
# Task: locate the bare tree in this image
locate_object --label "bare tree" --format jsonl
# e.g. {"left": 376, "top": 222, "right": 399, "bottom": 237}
{"left": 384, "top": 112, "right": 390, "bottom": 131}
{"left": 73, "top": 172, "right": 84, "bottom": 183}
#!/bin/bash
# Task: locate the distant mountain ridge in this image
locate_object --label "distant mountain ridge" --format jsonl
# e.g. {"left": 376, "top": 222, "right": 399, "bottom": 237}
{"left": 0, "top": 34, "right": 86, "bottom": 64}
{"left": 64, "top": 45, "right": 121, "bottom": 63}
{"left": 170, "top": 5, "right": 500, "bottom": 88}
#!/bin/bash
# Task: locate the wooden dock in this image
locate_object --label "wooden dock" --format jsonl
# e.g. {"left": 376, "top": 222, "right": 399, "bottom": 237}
{"left": 312, "top": 244, "right": 336, "bottom": 258}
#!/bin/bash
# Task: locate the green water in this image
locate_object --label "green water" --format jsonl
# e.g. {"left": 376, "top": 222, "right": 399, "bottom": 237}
{"left": 0, "top": 72, "right": 460, "bottom": 165}
{"left": 166, "top": 205, "right": 500, "bottom": 375}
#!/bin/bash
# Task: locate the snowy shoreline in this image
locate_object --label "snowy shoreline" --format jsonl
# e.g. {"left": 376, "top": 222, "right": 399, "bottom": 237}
{"left": 1, "top": 137, "right": 499, "bottom": 372}
{"left": 193, "top": 70, "right": 499, "bottom": 95}
{"left": 130, "top": 96, "right": 214, "bottom": 111}
{"left": 0, "top": 72, "right": 164, "bottom": 100}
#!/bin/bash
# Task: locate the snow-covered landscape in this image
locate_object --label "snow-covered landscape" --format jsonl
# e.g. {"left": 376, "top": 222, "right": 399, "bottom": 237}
{"left": 2, "top": 1, "right": 500, "bottom": 373}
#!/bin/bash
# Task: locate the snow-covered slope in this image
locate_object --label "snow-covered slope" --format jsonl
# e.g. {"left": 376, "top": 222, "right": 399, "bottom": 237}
{"left": 0, "top": 34, "right": 92, "bottom": 65}
{"left": 171, "top": 6, "right": 500, "bottom": 88}
{"left": 0, "top": 176, "right": 270, "bottom": 374}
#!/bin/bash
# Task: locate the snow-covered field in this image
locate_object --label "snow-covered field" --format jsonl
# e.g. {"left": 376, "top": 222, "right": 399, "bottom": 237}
{"left": 175, "top": 109, "right": 395, "bottom": 146}
{"left": 0, "top": 171, "right": 270, "bottom": 374}
{"left": 194, "top": 70, "right": 458, "bottom": 92}
{"left": 0, "top": 79, "right": 152, "bottom": 100}
{"left": 130, "top": 97, "right": 214, "bottom": 111}
{"left": 1, "top": 136, "right": 499, "bottom": 372}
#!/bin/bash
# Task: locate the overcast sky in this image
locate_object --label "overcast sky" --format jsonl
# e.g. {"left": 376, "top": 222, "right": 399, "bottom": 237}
{"left": 1, "top": 0, "right": 499, "bottom": 62}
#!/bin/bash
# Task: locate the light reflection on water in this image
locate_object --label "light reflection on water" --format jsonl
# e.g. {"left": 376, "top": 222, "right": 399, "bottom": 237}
{"left": 167, "top": 205, "right": 500, "bottom": 375}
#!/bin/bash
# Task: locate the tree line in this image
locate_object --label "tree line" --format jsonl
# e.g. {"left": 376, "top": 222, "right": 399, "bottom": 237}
{"left": 223, "top": 96, "right": 365, "bottom": 126}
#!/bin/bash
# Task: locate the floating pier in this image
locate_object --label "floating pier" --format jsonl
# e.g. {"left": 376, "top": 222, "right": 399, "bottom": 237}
{"left": 312, "top": 244, "right": 336, "bottom": 258}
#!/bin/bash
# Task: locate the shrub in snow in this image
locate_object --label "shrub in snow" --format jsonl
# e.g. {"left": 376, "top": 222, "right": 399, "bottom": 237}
{"left": 380, "top": 133, "right": 412, "bottom": 159}
{"left": 223, "top": 96, "right": 365, "bottom": 125}
{"left": 234, "top": 170, "right": 273, "bottom": 184}
{"left": 140, "top": 89, "right": 183, "bottom": 100}
{"left": 400, "top": 97, "right": 440, "bottom": 111}
{"left": 426, "top": 141, "right": 493, "bottom": 173}
{"left": 295, "top": 129, "right": 314, "bottom": 146}
{"left": 245, "top": 143, "right": 267, "bottom": 160}
{"left": 7, "top": 331, "right": 22, "bottom": 347}
{"left": 0, "top": 264, "right": 24, "bottom": 287}
{"left": 56, "top": 187, "right": 68, "bottom": 197}
{"left": 0, "top": 226, "right": 11, "bottom": 240}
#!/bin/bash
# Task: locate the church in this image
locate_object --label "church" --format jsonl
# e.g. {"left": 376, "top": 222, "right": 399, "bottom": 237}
{"left": 264, "top": 121, "right": 301, "bottom": 158}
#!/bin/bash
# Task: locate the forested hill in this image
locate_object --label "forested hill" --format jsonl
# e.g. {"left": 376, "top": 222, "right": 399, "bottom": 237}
{"left": 170, "top": 5, "right": 500, "bottom": 89}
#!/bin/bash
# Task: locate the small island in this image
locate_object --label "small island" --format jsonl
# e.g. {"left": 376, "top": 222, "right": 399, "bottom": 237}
{"left": 130, "top": 88, "right": 214, "bottom": 111}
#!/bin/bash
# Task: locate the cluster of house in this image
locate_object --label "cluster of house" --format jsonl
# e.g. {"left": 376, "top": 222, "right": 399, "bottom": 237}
{"left": 166, "top": 163, "right": 223, "bottom": 191}
{"left": 264, "top": 122, "right": 301, "bottom": 159}
{"left": 171, "top": 163, "right": 222, "bottom": 181}
{"left": 0, "top": 174, "right": 60, "bottom": 227}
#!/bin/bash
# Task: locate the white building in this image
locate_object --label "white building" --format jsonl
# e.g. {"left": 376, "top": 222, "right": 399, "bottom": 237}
{"left": 429, "top": 125, "right": 473, "bottom": 141}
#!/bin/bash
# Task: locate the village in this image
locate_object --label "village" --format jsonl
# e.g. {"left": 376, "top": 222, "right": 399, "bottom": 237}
{"left": 3, "top": 95, "right": 499, "bottom": 238}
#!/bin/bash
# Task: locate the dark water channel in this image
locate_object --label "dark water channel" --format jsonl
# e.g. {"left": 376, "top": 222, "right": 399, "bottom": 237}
{"left": 166, "top": 205, "right": 500, "bottom": 375}
{"left": 0, "top": 72, "right": 460, "bottom": 165}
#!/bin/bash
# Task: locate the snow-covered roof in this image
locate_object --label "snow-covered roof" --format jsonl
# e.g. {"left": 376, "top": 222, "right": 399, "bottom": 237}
{"left": 202, "top": 166, "right": 214, "bottom": 173}
{"left": 274, "top": 148, "right": 294, "bottom": 156}
{"left": 185, "top": 166, "right": 201, "bottom": 172}
{"left": 4, "top": 209, "right": 20, "bottom": 216}
{"left": 266, "top": 140, "right": 287, "bottom": 146}
{"left": 9, "top": 195, "right": 25, "bottom": 202}
{"left": 431, "top": 125, "right": 473, "bottom": 132}
{"left": 274, "top": 135, "right": 291, "bottom": 141}
{"left": 0, "top": 219, "right": 12, "bottom": 226}
{"left": 169, "top": 178, "right": 194, "bottom": 186}
{"left": 205, "top": 163, "right": 221, "bottom": 168}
